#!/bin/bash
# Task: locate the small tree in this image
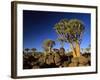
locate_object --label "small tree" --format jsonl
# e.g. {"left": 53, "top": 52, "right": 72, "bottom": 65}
{"left": 24, "top": 48, "right": 30, "bottom": 54}
{"left": 31, "top": 48, "right": 37, "bottom": 56}
{"left": 43, "top": 39, "right": 55, "bottom": 53}
{"left": 54, "top": 19, "right": 85, "bottom": 57}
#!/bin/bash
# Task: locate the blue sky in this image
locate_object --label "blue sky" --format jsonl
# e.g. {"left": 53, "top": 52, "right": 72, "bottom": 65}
{"left": 23, "top": 10, "right": 91, "bottom": 52}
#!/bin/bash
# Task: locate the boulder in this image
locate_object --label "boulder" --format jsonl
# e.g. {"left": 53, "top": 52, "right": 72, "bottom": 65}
{"left": 45, "top": 53, "right": 55, "bottom": 65}
{"left": 71, "top": 57, "right": 79, "bottom": 63}
{"left": 54, "top": 53, "right": 61, "bottom": 66}
{"left": 59, "top": 48, "right": 65, "bottom": 56}
{"left": 78, "top": 56, "right": 88, "bottom": 64}
{"left": 78, "top": 64, "right": 85, "bottom": 66}
{"left": 69, "top": 62, "right": 78, "bottom": 67}
{"left": 53, "top": 48, "right": 59, "bottom": 53}
{"left": 61, "top": 61, "right": 69, "bottom": 67}
{"left": 32, "top": 65, "right": 39, "bottom": 69}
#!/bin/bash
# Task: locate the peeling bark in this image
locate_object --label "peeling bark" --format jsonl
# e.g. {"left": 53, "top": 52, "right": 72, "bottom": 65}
{"left": 75, "top": 42, "right": 80, "bottom": 57}
{"left": 70, "top": 43, "right": 77, "bottom": 57}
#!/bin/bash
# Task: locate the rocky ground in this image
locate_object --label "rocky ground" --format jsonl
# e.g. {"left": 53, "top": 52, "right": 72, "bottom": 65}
{"left": 23, "top": 51, "right": 91, "bottom": 69}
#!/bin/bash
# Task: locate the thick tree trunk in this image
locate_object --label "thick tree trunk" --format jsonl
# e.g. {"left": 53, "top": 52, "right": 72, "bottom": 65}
{"left": 70, "top": 44, "right": 77, "bottom": 58}
{"left": 75, "top": 42, "right": 80, "bottom": 57}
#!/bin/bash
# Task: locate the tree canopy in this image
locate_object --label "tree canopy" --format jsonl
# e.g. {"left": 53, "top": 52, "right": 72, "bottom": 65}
{"left": 54, "top": 19, "right": 85, "bottom": 57}
{"left": 54, "top": 19, "right": 85, "bottom": 44}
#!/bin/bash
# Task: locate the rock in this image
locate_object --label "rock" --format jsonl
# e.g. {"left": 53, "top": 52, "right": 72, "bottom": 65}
{"left": 61, "top": 61, "right": 69, "bottom": 67}
{"left": 69, "top": 62, "right": 78, "bottom": 67}
{"left": 54, "top": 53, "right": 61, "bottom": 66}
{"left": 85, "top": 64, "right": 90, "bottom": 66}
{"left": 78, "top": 64, "right": 85, "bottom": 66}
{"left": 53, "top": 48, "right": 59, "bottom": 53}
{"left": 87, "top": 56, "right": 91, "bottom": 61}
{"left": 38, "top": 55, "right": 45, "bottom": 63}
{"left": 61, "top": 55, "right": 69, "bottom": 62}
{"left": 78, "top": 56, "right": 88, "bottom": 64}
{"left": 71, "top": 57, "right": 79, "bottom": 63}
{"left": 45, "top": 53, "right": 55, "bottom": 65}
{"left": 59, "top": 48, "right": 65, "bottom": 56}
{"left": 32, "top": 65, "right": 39, "bottom": 69}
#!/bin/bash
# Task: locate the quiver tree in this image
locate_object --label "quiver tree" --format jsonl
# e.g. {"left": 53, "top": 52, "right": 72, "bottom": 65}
{"left": 54, "top": 19, "right": 85, "bottom": 58}
{"left": 24, "top": 48, "right": 30, "bottom": 54}
{"left": 43, "top": 39, "right": 55, "bottom": 54}
{"left": 31, "top": 48, "right": 37, "bottom": 56}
